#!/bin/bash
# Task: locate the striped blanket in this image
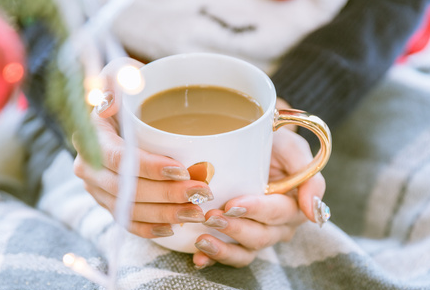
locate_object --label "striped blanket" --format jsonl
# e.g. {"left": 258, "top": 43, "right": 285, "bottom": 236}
{"left": 1, "top": 63, "right": 430, "bottom": 289}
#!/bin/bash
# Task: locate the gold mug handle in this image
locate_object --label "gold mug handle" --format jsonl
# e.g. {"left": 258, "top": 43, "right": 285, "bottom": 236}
{"left": 265, "top": 109, "right": 332, "bottom": 194}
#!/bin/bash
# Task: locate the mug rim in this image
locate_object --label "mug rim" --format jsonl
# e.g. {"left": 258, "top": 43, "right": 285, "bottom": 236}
{"left": 124, "top": 52, "right": 277, "bottom": 139}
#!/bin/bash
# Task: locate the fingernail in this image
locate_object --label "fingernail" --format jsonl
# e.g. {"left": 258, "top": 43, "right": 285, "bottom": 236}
{"left": 223, "top": 207, "right": 247, "bottom": 218}
{"left": 177, "top": 208, "right": 205, "bottom": 223}
{"left": 195, "top": 239, "right": 218, "bottom": 256}
{"left": 151, "top": 225, "right": 174, "bottom": 237}
{"left": 162, "top": 166, "right": 190, "bottom": 181}
{"left": 203, "top": 216, "right": 228, "bottom": 229}
{"left": 194, "top": 260, "right": 215, "bottom": 270}
{"left": 95, "top": 92, "right": 114, "bottom": 114}
{"left": 186, "top": 187, "right": 213, "bottom": 205}
{"left": 194, "top": 263, "right": 210, "bottom": 270}
{"left": 313, "top": 196, "right": 331, "bottom": 227}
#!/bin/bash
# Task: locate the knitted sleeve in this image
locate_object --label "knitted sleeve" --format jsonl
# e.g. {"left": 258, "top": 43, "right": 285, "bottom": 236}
{"left": 272, "top": 0, "right": 430, "bottom": 134}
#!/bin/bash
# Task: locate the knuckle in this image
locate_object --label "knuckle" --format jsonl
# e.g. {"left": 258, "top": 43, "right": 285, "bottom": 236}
{"left": 108, "top": 148, "right": 123, "bottom": 171}
{"left": 257, "top": 215, "right": 272, "bottom": 225}
{"left": 103, "top": 196, "right": 116, "bottom": 212}
{"left": 136, "top": 150, "right": 158, "bottom": 179}
{"left": 281, "top": 227, "right": 296, "bottom": 242}
{"left": 265, "top": 208, "right": 284, "bottom": 224}
{"left": 250, "top": 235, "right": 272, "bottom": 251}
{"left": 228, "top": 222, "right": 244, "bottom": 236}
{"left": 139, "top": 159, "right": 152, "bottom": 179}
{"left": 161, "top": 184, "right": 176, "bottom": 202}
{"left": 104, "top": 177, "right": 119, "bottom": 196}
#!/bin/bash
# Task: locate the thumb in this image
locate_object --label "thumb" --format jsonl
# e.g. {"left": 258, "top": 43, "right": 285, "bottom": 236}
{"left": 95, "top": 57, "right": 145, "bottom": 118}
{"left": 296, "top": 173, "right": 330, "bottom": 226}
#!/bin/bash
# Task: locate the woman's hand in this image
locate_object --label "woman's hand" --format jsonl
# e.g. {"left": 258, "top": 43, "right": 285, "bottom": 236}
{"left": 73, "top": 58, "right": 213, "bottom": 238}
{"left": 193, "top": 126, "right": 328, "bottom": 269}
{"left": 73, "top": 57, "right": 329, "bottom": 269}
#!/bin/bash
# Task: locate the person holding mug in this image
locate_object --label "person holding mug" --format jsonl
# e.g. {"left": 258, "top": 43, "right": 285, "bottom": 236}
{"left": 73, "top": 55, "right": 331, "bottom": 269}
{"left": 6, "top": 0, "right": 428, "bottom": 273}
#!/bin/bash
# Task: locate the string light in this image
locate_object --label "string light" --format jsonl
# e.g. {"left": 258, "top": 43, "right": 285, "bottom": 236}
{"left": 57, "top": 0, "right": 139, "bottom": 288}
{"left": 116, "top": 65, "right": 145, "bottom": 95}
{"left": 63, "top": 253, "right": 109, "bottom": 288}
{"left": 87, "top": 88, "right": 105, "bottom": 106}
{"left": 83, "top": 75, "right": 105, "bottom": 106}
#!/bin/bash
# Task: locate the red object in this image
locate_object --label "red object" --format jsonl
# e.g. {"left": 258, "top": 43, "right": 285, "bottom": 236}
{"left": 397, "top": 7, "right": 430, "bottom": 63}
{"left": 0, "top": 16, "right": 26, "bottom": 111}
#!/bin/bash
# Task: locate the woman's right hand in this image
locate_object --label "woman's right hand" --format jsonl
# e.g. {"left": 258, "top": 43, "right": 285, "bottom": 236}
{"left": 73, "top": 58, "right": 212, "bottom": 239}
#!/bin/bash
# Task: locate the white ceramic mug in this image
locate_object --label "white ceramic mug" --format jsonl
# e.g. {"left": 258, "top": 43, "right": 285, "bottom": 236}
{"left": 123, "top": 53, "right": 331, "bottom": 253}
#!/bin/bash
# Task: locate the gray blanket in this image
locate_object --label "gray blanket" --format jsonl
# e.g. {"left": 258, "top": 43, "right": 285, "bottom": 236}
{"left": 1, "top": 65, "right": 430, "bottom": 289}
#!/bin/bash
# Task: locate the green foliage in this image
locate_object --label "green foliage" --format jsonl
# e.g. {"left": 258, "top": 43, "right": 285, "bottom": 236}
{"left": 0, "top": 0, "right": 102, "bottom": 168}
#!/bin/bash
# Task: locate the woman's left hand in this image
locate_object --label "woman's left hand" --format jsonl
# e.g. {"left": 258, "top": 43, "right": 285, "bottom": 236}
{"left": 193, "top": 126, "right": 327, "bottom": 269}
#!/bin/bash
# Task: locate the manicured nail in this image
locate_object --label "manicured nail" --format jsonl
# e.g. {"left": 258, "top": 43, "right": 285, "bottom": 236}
{"left": 95, "top": 92, "right": 114, "bottom": 114}
{"left": 177, "top": 208, "right": 205, "bottom": 223}
{"left": 223, "top": 207, "right": 247, "bottom": 217}
{"left": 203, "top": 216, "right": 228, "bottom": 230}
{"left": 194, "top": 263, "right": 210, "bottom": 270}
{"left": 194, "top": 260, "right": 215, "bottom": 270}
{"left": 195, "top": 239, "right": 218, "bottom": 256}
{"left": 313, "top": 196, "right": 331, "bottom": 227}
{"left": 186, "top": 187, "right": 213, "bottom": 205}
{"left": 151, "top": 225, "right": 174, "bottom": 237}
{"left": 162, "top": 166, "right": 190, "bottom": 181}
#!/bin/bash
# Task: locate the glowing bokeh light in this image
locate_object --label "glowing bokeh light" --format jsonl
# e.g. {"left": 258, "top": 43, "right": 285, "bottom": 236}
{"left": 63, "top": 253, "right": 76, "bottom": 267}
{"left": 87, "top": 88, "right": 105, "bottom": 106}
{"left": 63, "top": 252, "right": 109, "bottom": 287}
{"left": 3, "top": 62, "right": 24, "bottom": 84}
{"left": 116, "top": 65, "right": 144, "bottom": 94}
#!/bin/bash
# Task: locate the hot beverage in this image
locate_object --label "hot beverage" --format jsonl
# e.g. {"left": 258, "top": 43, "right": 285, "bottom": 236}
{"left": 139, "top": 85, "right": 263, "bottom": 136}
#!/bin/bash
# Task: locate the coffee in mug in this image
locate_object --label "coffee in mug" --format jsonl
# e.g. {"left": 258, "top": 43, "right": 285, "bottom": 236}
{"left": 139, "top": 85, "right": 264, "bottom": 136}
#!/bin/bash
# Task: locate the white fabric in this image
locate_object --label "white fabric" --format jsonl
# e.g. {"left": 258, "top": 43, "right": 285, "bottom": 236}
{"left": 112, "top": 0, "right": 347, "bottom": 73}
